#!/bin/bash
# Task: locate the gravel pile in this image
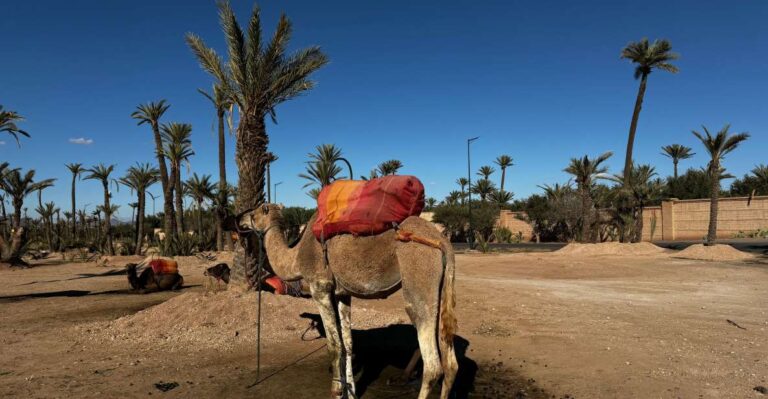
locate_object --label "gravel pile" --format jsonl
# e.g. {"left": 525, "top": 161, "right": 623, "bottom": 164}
{"left": 555, "top": 242, "right": 668, "bottom": 256}
{"left": 671, "top": 244, "right": 754, "bottom": 261}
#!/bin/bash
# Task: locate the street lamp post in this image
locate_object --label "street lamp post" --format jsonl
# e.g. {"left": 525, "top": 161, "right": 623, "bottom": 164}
{"left": 273, "top": 182, "right": 283, "bottom": 204}
{"left": 467, "top": 136, "right": 479, "bottom": 249}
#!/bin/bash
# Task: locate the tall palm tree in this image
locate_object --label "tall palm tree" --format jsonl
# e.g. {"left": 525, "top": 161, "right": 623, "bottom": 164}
{"left": 376, "top": 159, "right": 403, "bottom": 176}
{"left": 131, "top": 100, "right": 175, "bottom": 239}
{"left": 692, "top": 125, "right": 749, "bottom": 245}
{"left": 494, "top": 155, "right": 514, "bottom": 193}
{"left": 299, "top": 144, "right": 344, "bottom": 193}
{"left": 187, "top": 1, "right": 328, "bottom": 212}
{"left": 84, "top": 164, "right": 116, "bottom": 255}
{"left": 477, "top": 165, "right": 495, "bottom": 180}
{"left": 184, "top": 173, "right": 216, "bottom": 237}
{"left": 0, "top": 105, "right": 31, "bottom": 146}
{"left": 65, "top": 163, "right": 86, "bottom": 238}
{"left": 564, "top": 152, "right": 613, "bottom": 242}
{"left": 445, "top": 191, "right": 463, "bottom": 206}
{"left": 621, "top": 38, "right": 679, "bottom": 181}
{"left": 120, "top": 163, "right": 160, "bottom": 255}
{"left": 161, "top": 122, "right": 195, "bottom": 236}
{"left": 199, "top": 85, "right": 234, "bottom": 251}
{"left": 661, "top": 144, "right": 694, "bottom": 179}
{"left": 470, "top": 179, "right": 496, "bottom": 202}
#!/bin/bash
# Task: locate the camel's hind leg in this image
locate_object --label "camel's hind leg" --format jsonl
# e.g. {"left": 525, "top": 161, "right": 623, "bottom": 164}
{"left": 398, "top": 244, "right": 445, "bottom": 399}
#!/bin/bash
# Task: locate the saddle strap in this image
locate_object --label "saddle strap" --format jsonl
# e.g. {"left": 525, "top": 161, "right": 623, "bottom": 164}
{"left": 395, "top": 229, "right": 441, "bottom": 249}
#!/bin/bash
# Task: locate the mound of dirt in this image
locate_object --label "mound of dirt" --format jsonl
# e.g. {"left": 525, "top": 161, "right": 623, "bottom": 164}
{"left": 671, "top": 244, "right": 754, "bottom": 261}
{"left": 76, "top": 290, "right": 406, "bottom": 352}
{"left": 555, "top": 242, "right": 668, "bottom": 256}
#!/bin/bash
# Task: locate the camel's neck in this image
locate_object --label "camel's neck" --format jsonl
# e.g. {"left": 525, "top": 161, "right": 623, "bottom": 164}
{"left": 263, "top": 216, "right": 302, "bottom": 280}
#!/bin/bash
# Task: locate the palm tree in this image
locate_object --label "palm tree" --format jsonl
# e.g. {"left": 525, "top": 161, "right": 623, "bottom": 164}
{"left": 489, "top": 189, "right": 513, "bottom": 207}
{"left": 494, "top": 155, "right": 513, "bottom": 193}
{"left": 265, "top": 152, "right": 278, "bottom": 202}
{"left": 477, "top": 165, "right": 495, "bottom": 180}
{"left": 131, "top": 100, "right": 175, "bottom": 239}
{"left": 120, "top": 163, "right": 160, "bottom": 254}
{"left": 184, "top": 173, "right": 216, "bottom": 237}
{"left": 299, "top": 144, "right": 344, "bottom": 194}
{"left": 0, "top": 169, "right": 55, "bottom": 229}
{"left": 199, "top": 85, "right": 234, "bottom": 251}
{"left": 377, "top": 159, "right": 403, "bottom": 176}
{"left": 470, "top": 179, "right": 496, "bottom": 202}
{"left": 35, "top": 202, "right": 59, "bottom": 250}
{"left": 538, "top": 182, "right": 572, "bottom": 201}
{"left": 0, "top": 105, "right": 31, "bottom": 146}
{"left": 609, "top": 164, "right": 662, "bottom": 242}
{"left": 621, "top": 38, "right": 679, "bottom": 181}
{"left": 187, "top": 1, "right": 328, "bottom": 212}
{"left": 445, "top": 191, "right": 463, "bottom": 206}
{"left": 65, "top": 163, "right": 86, "bottom": 238}
{"left": 425, "top": 197, "right": 437, "bottom": 210}
{"left": 564, "top": 152, "right": 613, "bottom": 242}
{"left": 161, "top": 122, "right": 195, "bottom": 236}
{"left": 692, "top": 125, "right": 749, "bottom": 245}
{"left": 456, "top": 177, "right": 469, "bottom": 205}
{"left": 661, "top": 144, "right": 694, "bottom": 179}
{"left": 0, "top": 169, "right": 54, "bottom": 265}
{"left": 84, "top": 164, "right": 116, "bottom": 255}
{"left": 751, "top": 164, "right": 768, "bottom": 194}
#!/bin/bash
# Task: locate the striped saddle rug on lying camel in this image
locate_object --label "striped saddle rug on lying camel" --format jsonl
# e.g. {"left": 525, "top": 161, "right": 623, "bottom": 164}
{"left": 313, "top": 175, "right": 425, "bottom": 241}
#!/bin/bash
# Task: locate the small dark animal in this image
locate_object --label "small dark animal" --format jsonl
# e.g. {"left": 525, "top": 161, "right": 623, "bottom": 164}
{"left": 126, "top": 263, "right": 184, "bottom": 293}
{"left": 204, "top": 263, "right": 231, "bottom": 284}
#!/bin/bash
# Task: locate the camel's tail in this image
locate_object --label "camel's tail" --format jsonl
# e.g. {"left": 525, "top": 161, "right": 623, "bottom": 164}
{"left": 438, "top": 240, "right": 458, "bottom": 398}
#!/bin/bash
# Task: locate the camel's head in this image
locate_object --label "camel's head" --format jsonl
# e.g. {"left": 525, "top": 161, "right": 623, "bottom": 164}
{"left": 223, "top": 204, "right": 283, "bottom": 235}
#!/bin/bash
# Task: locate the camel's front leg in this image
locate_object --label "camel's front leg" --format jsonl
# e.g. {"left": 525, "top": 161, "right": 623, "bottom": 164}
{"left": 310, "top": 281, "right": 347, "bottom": 399}
{"left": 337, "top": 295, "right": 356, "bottom": 396}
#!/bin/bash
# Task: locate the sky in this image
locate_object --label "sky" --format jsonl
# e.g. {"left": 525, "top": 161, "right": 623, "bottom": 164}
{"left": 1, "top": 0, "right": 766, "bottom": 220}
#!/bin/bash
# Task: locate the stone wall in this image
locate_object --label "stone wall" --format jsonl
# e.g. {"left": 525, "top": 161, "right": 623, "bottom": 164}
{"left": 497, "top": 210, "right": 535, "bottom": 241}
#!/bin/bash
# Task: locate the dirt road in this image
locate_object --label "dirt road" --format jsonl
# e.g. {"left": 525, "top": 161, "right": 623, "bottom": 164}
{"left": 1, "top": 252, "right": 766, "bottom": 398}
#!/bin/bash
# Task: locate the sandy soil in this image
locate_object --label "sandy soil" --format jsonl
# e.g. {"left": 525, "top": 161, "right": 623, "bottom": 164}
{"left": 1, "top": 250, "right": 767, "bottom": 398}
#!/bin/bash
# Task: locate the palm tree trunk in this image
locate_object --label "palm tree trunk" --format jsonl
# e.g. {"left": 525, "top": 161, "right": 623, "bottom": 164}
{"left": 174, "top": 165, "right": 184, "bottom": 236}
{"left": 12, "top": 202, "right": 22, "bottom": 230}
{"left": 216, "top": 110, "right": 232, "bottom": 251}
{"left": 580, "top": 186, "right": 592, "bottom": 243}
{"left": 71, "top": 174, "right": 77, "bottom": 238}
{"left": 500, "top": 168, "right": 506, "bottom": 193}
{"left": 197, "top": 199, "right": 204, "bottom": 238}
{"left": 151, "top": 122, "right": 176, "bottom": 240}
{"left": 103, "top": 184, "right": 115, "bottom": 255}
{"left": 232, "top": 115, "right": 268, "bottom": 285}
{"left": 624, "top": 73, "right": 648, "bottom": 182}
{"left": 135, "top": 191, "right": 145, "bottom": 255}
{"left": 706, "top": 170, "right": 719, "bottom": 245}
{"left": 673, "top": 160, "right": 679, "bottom": 180}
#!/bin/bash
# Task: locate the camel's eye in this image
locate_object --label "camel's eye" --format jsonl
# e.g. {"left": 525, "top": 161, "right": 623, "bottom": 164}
{"left": 262, "top": 204, "right": 269, "bottom": 214}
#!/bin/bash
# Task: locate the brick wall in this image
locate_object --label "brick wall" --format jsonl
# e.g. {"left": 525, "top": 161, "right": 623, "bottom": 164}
{"left": 641, "top": 196, "right": 768, "bottom": 241}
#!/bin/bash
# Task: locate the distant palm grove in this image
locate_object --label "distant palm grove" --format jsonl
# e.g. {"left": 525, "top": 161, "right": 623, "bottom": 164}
{"left": 1, "top": 4, "right": 766, "bottom": 268}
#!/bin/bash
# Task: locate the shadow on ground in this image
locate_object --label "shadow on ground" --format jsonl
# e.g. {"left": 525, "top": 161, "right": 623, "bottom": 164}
{"left": 296, "top": 313, "right": 552, "bottom": 398}
{"left": 0, "top": 285, "right": 201, "bottom": 303}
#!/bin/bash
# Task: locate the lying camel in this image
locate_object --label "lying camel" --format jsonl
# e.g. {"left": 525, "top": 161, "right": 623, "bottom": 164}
{"left": 126, "top": 262, "right": 184, "bottom": 293}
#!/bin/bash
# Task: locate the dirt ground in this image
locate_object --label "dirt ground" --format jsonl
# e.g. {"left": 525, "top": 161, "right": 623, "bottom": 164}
{"left": 1, "top": 250, "right": 767, "bottom": 398}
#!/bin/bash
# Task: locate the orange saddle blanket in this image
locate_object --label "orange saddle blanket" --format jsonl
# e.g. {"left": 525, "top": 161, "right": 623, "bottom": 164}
{"left": 148, "top": 258, "right": 178, "bottom": 275}
{"left": 313, "top": 175, "right": 425, "bottom": 241}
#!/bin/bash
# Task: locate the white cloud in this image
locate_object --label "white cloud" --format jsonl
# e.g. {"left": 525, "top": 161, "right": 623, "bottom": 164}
{"left": 69, "top": 137, "right": 94, "bottom": 145}
{"left": 0, "top": 141, "right": 5, "bottom": 145}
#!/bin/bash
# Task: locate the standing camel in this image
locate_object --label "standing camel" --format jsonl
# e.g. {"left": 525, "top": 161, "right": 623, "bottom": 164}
{"left": 227, "top": 204, "right": 458, "bottom": 399}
